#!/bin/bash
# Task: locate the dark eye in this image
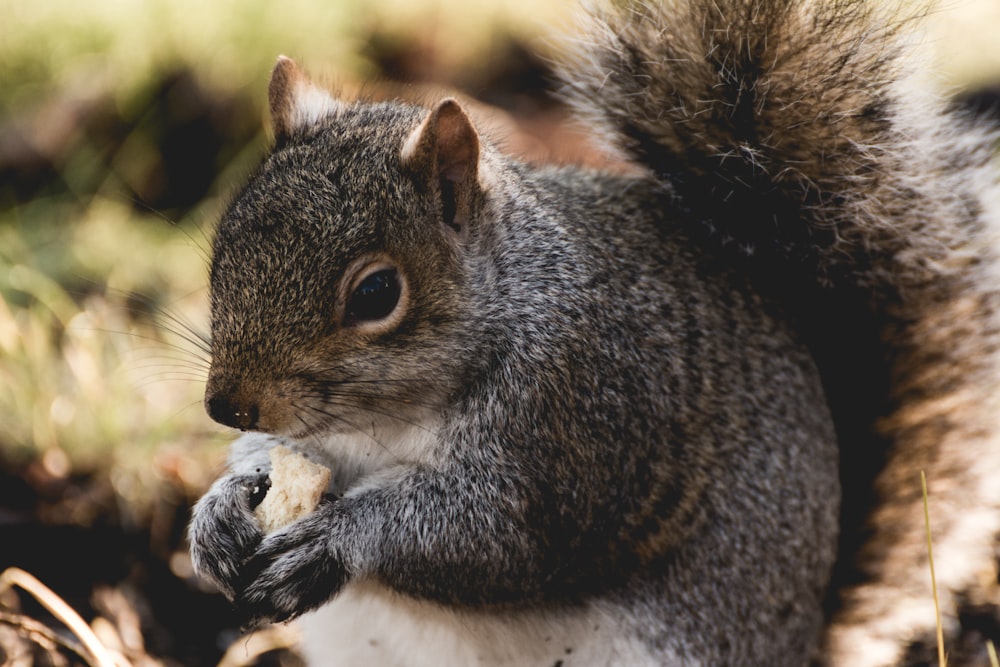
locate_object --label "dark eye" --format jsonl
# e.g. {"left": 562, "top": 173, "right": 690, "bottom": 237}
{"left": 344, "top": 268, "right": 402, "bottom": 326}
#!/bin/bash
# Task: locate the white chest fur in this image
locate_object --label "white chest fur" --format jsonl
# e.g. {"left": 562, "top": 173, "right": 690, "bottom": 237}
{"left": 310, "top": 417, "right": 443, "bottom": 496}
{"left": 295, "top": 581, "right": 665, "bottom": 667}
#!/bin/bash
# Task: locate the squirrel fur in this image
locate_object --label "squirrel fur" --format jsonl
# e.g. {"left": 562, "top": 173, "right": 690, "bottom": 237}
{"left": 188, "top": 1, "right": 1000, "bottom": 665}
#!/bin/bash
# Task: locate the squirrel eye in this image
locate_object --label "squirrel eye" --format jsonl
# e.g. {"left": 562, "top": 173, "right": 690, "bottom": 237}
{"left": 344, "top": 268, "right": 402, "bottom": 326}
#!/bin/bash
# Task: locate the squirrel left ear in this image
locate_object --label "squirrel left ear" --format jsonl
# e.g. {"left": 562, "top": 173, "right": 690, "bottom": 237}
{"left": 402, "top": 98, "right": 480, "bottom": 239}
{"left": 268, "top": 56, "right": 342, "bottom": 142}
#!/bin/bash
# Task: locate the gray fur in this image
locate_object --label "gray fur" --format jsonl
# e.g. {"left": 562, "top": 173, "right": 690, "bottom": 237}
{"left": 561, "top": 1, "right": 1000, "bottom": 663}
{"left": 189, "top": 1, "right": 1000, "bottom": 665}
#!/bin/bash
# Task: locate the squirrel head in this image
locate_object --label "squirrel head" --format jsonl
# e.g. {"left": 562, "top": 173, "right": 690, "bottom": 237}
{"left": 204, "top": 57, "right": 486, "bottom": 439}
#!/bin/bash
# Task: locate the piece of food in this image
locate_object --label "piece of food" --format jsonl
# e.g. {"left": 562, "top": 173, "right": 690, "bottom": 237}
{"left": 253, "top": 446, "right": 332, "bottom": 533}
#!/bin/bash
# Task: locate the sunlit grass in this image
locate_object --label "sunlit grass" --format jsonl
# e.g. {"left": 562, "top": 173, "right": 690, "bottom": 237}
{"left": 0, "top": 0, "right": 577, "bottom": 512}
{"left": 0, "top": 196, "right": 224, "bottom": 501}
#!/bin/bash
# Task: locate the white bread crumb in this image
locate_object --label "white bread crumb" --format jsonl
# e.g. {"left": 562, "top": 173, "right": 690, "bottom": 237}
{"left": 254, "top": 446, "right": 332, "bottom": 533}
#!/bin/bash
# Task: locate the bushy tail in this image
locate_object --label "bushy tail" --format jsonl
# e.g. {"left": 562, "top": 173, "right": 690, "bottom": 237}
{"left": 560, "top": 1, "right": 1000, "bottom": 664}
{"left": 559, "top": 0, "right": 996, "bottom": 292}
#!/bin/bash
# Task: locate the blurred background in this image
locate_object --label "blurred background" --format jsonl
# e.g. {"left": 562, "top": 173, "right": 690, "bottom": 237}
{"left": 1, "top": 0, "right": 998, "bottom": 665}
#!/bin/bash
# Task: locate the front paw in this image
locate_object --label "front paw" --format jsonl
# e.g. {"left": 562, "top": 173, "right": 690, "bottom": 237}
{"left": 237, "top": 500, "right": 347, "bottom": 625}
{"left": 189, "top": 473, "right": 269, "bottom": 598}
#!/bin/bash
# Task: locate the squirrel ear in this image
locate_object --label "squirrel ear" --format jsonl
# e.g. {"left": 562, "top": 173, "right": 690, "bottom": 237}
{"left": 402, "top": 98, "right": 480, "bottom": 238}
{"left": 268, "top": 56, "right": 341, "bottom": 141}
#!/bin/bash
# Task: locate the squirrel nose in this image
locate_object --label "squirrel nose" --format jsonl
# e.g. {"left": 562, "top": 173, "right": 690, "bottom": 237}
{"left": 205, "top": 391, "right": 260, "bottom": 431}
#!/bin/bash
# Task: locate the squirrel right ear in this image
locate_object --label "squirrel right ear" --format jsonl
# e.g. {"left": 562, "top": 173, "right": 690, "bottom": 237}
{"left": 268, "top": 56, "right": 342, "bottom": 142}
{"left": 402, "top": 99, "right": 480, "bottom": 240}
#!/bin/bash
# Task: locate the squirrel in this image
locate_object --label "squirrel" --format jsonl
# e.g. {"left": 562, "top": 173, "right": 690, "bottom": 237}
{"left": 187, "top": 0, "right": 1000, "bottom": 665}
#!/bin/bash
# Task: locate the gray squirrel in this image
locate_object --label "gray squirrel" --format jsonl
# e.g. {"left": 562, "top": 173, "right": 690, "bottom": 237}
{"left": 187, "top": 0, "right": 1000, "bottom": 665}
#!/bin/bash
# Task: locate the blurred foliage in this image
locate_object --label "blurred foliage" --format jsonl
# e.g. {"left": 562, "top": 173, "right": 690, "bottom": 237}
{"left": 0, "top": 0, "right": 572, "bottom": 106}
{"left": 0, "top": 0, "right": 574, "bottom": 482}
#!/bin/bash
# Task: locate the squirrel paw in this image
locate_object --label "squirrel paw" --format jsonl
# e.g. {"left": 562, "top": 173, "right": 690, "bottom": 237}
{"left": 189, "top": 472, "right": 268, "bottom": 599}
{"left": 236, "top": 499, "right": 346, "bottom": 626}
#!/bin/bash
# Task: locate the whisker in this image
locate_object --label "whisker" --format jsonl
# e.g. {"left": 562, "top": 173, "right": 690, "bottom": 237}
{"left": 307, "top": 386, "right": 446, "bottom": 412}
{"left": 129, "top": 361, "right": 211, "bottom": 377}
{"left": 295, "top": 388, "right": 444, "bottom": 428}
{"left": 132, "top": 372, "right": 210, "bottom": 385}
{"left": 82, "top": 326, "right": 212, "bottom": 366}
{"left": 151, "top": 319, "right": 212, "bottom": 357}
{"left": 123, "top": 196, "right": 213, "bottom": 266}
{"left": 299, "top": 375, "right": 449, "bottom": 407}
{"left": 298, "top": 403, "right": 404, "bottom": 463}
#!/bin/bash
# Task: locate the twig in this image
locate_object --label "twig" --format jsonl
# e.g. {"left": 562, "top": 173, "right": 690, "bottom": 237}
{"left": 0, "top": 609, "right": 91, "bottom": 660}
{"left": 216, "top": 623, "right": 301, "bottom": 667}
{"left": 0, "top": 567, "right": 124, "bottom": 667}
{"left": 921, "top": 471, "right": 946, "bottom": 667}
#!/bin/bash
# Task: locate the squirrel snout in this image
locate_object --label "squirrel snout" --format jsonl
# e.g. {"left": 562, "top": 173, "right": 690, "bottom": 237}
{"left": 205, "top": 389, "right": 260, "bottom": 432}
